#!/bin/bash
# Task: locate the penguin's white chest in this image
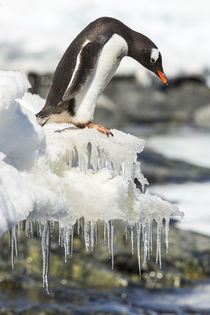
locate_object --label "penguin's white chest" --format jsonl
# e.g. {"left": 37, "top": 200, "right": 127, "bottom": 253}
{"left": 72, "top": 34, "right": 128, "bottom": 124}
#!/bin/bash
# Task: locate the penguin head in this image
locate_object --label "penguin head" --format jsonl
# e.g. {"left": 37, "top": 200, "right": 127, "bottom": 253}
{"left": 129, "top": 34, "right": 168, "bottom": 85}
{"left": 139, "top": 46, "right": 168, "bottom": 85}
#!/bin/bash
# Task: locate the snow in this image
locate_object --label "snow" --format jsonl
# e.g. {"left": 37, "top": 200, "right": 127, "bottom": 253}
{"left": 0, "top": 159, "right": 33, "bottom": 235}
{"left": 151, "top": 182, "right": 210, "bottom": 236}
{"left": 147, "top": 129, "right": 210, "bottom": 168}
{"left": 0, "top": 71, "right": 44, "bottom": 234}
{"left": 0, "top": 0, "right": 210, "bottom": 77}
{"left": 0, "top": 71, "right": 45, "bottom": 170}
{"left": 147, "top": 128, "right": 210, "bottom": 236}
{"left": 0, "top": 71, "right": 183, "bottom": 291}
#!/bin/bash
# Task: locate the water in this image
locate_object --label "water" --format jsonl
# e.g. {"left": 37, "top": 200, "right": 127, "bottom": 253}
{"left": 1, "top": 282, "right": 210, "bottom": 314}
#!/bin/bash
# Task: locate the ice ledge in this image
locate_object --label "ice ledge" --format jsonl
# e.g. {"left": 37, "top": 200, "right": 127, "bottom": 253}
{"left": 0, "top": 71, "right": 183, "bottom": 292}
{"left": 0, "top": 70, "right": 183, "bottom": 237}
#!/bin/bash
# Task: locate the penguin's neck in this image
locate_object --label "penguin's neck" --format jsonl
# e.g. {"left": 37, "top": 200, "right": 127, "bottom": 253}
{"left": 71, "top": 33, "right": 128, "bottom": 124}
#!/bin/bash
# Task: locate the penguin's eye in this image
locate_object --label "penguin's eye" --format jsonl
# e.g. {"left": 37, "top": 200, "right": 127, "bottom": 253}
{"left": 150, "top": 58, "right": 156, "bottom": 63}
{"left": 150, "top": 48, "right": 159, "bottom": 64}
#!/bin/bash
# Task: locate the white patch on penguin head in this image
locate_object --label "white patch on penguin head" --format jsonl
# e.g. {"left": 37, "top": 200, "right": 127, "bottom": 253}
{"left": 150, "top": 48, "right": 159, "bottom": 63}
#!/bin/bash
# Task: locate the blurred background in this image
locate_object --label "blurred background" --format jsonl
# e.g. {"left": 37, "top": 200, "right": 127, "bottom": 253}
{"left": 0, "top": 0, "right": 210, "bottom": 314}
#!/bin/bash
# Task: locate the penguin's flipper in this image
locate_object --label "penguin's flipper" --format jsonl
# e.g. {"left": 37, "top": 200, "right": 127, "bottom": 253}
{"left": 63, "top": 39, "right": 105, "bottom": 101}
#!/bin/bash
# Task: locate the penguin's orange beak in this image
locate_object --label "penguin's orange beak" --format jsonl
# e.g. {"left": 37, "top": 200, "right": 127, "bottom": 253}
{"left": 157, "top": 70, "right": 168, "bottom": 85}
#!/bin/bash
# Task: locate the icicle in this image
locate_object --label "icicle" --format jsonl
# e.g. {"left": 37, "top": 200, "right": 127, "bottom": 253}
{"left": 90, "top": 221, "right": 94, "bottom": 252}
{"left": 10, "top": 234, "right": 14, "bottom": 270}
{"left": 38, "top": 221, "right": 42, "bottom": 238}
{"left": 106, "top": 159, "right": 114, "bottom": 172}
{"left": 25, "top": 220, "right": 29, "bottom": 238}
{"left": 58, "top": 222, "right": 62, "bottom": 246}
{"left": 125, "top": 222, "right": 128, "bottom": 243}
{"left": 20, "top": 221, "right": 24, "bottom": 231}
{"left": 121, "top": 161, "right": 125, "bottom": 177}
{"left": 143, "top": 220, "right": 151, "bottom": 265}
{"left": 30, "top": 221, "right": 34, "bottom": 238}
{"left": 103, "top": 222, "right": 107, "bottom": 245}
{"left": 70, "top": 225, "right": 74, "bottom": 256}
{"left": 84, "top": 221, "right": 90, "bottom": 250}
{"left": 64, "top": 226, "right": 70, "bottom": 263}
{"left": 78, "top": 145, "right": 88, "bottom": 173}
{"left": 77, "top": 219, "right": 80, "bottom": 235}
{"left": 89, "top": 144, "right": 98, "bottom": 173}
{"left": 107, "top": 221, "right": 111, "bottom": 256}
{"left": 130, "top": 224, "right": 134, "bottom": 255}
{"left": 72, "top": 146, "right": 78, "bottom": 168}
{"left": 150, "top": 220, "right": 153, "bottom": 256}
{"left": 98, "top": 149, "right": 106, "bottom": 170}
{"left": 105, "top": 157, "right": 111, "bottom": 170}
{"left": 10, "top": 226, "right": 18, "bottom": 270}
{"left": 165, "top": 217, "right": 170, "bottom": 254}
{"left": 156, "top": 220, "right": 162, "bottom": 268}
{"left": 41, "top": 221, "right": 51, "bottom": 294}
{"left": 81, "top": 219, "right": 84, "bottom": 238}
{"left": 59, "top": 226, "right": 65, "bottom": 248}
{"left": 8, "top": 229, "right": 11, "bottom": 249}
{"left": 50, "top": 221, "right": 54, "bottom": 236}
{"left": 112, "top": 161, "right": 121, "bottom": 176}
{"left": 145, "top": 219, "right": 151, "bottom": 261}
{"left": 111, "top": 221, "right": 114, "bottom": 270}
{"left": 95, "top": 222, "right": 98, "bottom": 244}
{"left": 137, "top": 222, "right": 141, "bottom": 276}
{"left": 68, "top": 148, "right": 73, "bottom": 168}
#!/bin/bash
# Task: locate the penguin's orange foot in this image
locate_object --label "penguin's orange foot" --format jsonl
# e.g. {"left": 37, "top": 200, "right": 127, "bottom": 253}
{"left": 86, "top": 123, "right": 113, "bottom": 137}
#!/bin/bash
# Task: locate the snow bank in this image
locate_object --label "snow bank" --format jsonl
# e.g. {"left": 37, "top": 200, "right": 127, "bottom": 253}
{"left": 0, "top": 71, "right": 45, "bottom": 170}
{"left": 0, "top": 71, "right": 181, "bottom": 235}
{"left": 0, "top": 158, "right": 33, "bottom": 235}
{"left": 0, "top": 71, "right": 183, "bottom": 291}
{"left": 0, "top": 71, "right": 45, "bottom": 234}
{"left": 152, "top": 182, "right": 210, "bottom": 236}
{"left": 147, "top": 129, "right": 210, "bottom": 168}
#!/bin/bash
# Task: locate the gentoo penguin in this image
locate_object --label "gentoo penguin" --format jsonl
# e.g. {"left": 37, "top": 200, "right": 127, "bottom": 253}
{"left": 36, "top": 17, "right": 167, "bottom": 135}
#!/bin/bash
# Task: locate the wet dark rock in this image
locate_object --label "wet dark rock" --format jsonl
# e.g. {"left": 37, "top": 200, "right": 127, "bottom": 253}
{"left": 139, "top": 149, "right": 210, "bottom": 184}
{"left": 159, "top": 74, "right": 206, "bottom": 90}
{"left": 28, "top": 72, "right": 52, "bottom": 99}
{"left": 103, "top": 79, "right": 210, "bottom": 125}
{"left": 1, "top": 222, "right": 210, "bottom": 292}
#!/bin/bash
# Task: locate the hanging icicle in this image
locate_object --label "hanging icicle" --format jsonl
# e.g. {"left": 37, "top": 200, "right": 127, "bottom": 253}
{"left": 41, "top": 221, "right": 51, "bottom": 294}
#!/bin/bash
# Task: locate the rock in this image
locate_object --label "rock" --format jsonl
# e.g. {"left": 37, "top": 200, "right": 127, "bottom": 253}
{"left": 94, "top": 94, "right": 125, "bottom": 129}
{"left": 1, "top": 222, "right": 210, "bottom": 291}
{"left": 139, "top": 148, "right": 210, "bottom": 184}
{"left": 103, "top": 79, "right": 210, "bottom": 125}
{"left": 194, "top": 104, "right": 210, "bottom": 128}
